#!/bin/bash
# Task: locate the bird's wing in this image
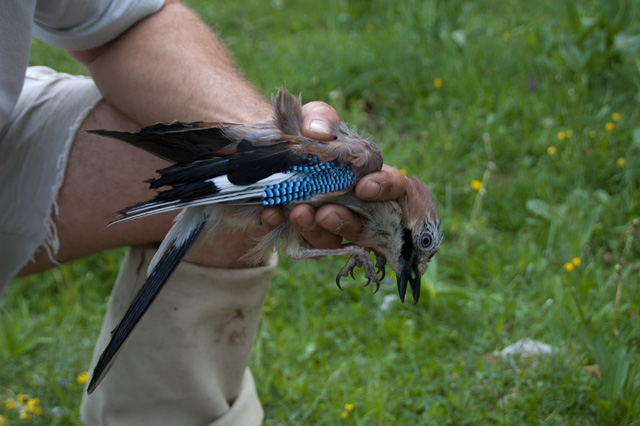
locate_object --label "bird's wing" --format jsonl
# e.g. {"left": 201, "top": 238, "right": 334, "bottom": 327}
{"left": 87, "top": 206, "right": 208, "bottom": 394}
{"left": 105, "top": 130, "right": 366, "bottom": 225}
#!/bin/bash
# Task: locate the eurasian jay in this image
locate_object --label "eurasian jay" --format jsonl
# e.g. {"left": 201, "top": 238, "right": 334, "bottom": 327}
{"left": 86, "top": 86, "right": 441, "bottom": 393}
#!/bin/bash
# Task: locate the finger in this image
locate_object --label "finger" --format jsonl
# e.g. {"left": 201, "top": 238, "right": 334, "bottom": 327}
{"left": 355, "top": 164, "right": 407, "bottom": 201}
{"left": 301, "top": 101, "right": 339, "bottom": 141}
{"left": 290, "top": 204, "right": 343, "bottom": 249}
{"left": 315, "top": 204, "right": 364, "bottom": 242}
{"left": 260, "top": 206, "right": 286, "bottom": 230}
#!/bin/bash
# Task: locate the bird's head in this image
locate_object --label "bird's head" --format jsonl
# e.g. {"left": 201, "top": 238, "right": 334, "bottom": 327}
{"left": 394, "top": 177, "right": 441, "bottom": 303}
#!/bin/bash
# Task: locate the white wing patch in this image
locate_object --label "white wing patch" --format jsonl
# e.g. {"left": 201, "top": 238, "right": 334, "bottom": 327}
{"left": 111, "top": 172, "right": 302, "bottom": 226}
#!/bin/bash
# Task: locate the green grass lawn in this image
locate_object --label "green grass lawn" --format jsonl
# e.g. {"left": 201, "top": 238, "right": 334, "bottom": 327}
{"left": 2, "top": 0, "right": 640, "bottom": 424}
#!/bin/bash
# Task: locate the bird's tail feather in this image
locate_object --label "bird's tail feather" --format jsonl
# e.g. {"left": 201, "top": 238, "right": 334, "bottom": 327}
{"left": 87, "top": 211, "right": 206, "bottom": 394}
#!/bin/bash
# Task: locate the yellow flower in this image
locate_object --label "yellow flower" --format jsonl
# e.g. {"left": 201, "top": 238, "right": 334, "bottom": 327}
{"left": 433, "top": 77, "right": 443, "bottom": 89}
{"left": 612, "top": 112, "right": 620, "bottom": 121}
{"left": 0, "top": 414, "right": 7, "bottom": 426}
{"left": 502, "top": 31, "right": 511, "bottom": 41}
{"left": 340, "top": 411, "right": 349, "bottom": 419}
{"left": 617, "top": 157, "right": 626, "bottom": 167}
{"left": 547, "top": 145, "right": 557, "bottom": 156}
{"left": 605, "top": 122, "right": 614, "bottom": 131}
{"left": 470, "top": 180, "right": 482, "bottom": 191}
{"left": 4, "top": 398, "right": 16, "bottom": 410}
{"left": 4, "top": 394, "right": 42, "bottom": 419}
{"left": 19, "top": 406, "right": 30, "bottom": 420}
{"left": 399, "top": 168, "right": 407, "bottom": 176}
{"left": 77, "top": 371, "right": 89, "bottom": 384}
{"left": 589, "top": 130, "right": 597, "bottom": 138}
{"left": 26, "top": 397, "right": 40, "bottom": 413}
{"left": 345, "top": 403, "right": 354, "bottom": 411}
{"left": 557, "top": 131, "right": 566, "bottom": 140}
{"left": 564, "top": 262, "right": 574, "bottom": 272}
{"left": 572, "top": 257, "right": 581, "bottom": 266}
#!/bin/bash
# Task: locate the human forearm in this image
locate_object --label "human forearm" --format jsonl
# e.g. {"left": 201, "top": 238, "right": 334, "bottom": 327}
{"left": 68, "top": 0, "right": 272, "bottom": 126}
{"left": 67, "top": 1, "right": 408, "bottom": 266}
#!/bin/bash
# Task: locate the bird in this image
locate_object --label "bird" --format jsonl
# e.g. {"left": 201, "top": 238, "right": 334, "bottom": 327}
{"left": 85, "top": 86, "right": 441, "bottom": 393}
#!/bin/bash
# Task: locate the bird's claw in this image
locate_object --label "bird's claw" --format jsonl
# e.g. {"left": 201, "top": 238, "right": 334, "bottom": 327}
{"left": 375, "top": 254, "right": 386, "bottom": 281}
{"left": 335, "top": 253, "right": 359, "bottom": 290}
{"left": 335, "top": 269, "right": 348, "bottom": 290}
{"left": 335, "top": 248, "right": 386, "bottom": 294}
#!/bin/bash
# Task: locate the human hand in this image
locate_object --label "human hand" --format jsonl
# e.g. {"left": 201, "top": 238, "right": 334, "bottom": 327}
{"left": 260, "top": 102, "right": 407, "bottom": 249}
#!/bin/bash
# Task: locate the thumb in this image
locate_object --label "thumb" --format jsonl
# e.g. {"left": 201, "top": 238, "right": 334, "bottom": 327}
{"left": 301, "top": 101, "right": 339, "bottom": 141}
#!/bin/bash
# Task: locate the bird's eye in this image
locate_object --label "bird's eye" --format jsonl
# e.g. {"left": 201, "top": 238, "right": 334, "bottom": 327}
{"left": 421, "top": 233, "right": 433, "bottom": 248}
{"left": 419, "top": 223, "right": 442, "bottom": 253}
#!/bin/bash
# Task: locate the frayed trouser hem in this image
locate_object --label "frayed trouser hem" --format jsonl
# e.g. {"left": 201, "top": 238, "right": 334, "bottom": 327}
{"left": 0, "top": 66, "right": 102, "bottom": 292}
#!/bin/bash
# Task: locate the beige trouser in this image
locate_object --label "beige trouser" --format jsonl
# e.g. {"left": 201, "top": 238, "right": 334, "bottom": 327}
{"left": 81, "top": 244, "right": 276, "bottom": 425}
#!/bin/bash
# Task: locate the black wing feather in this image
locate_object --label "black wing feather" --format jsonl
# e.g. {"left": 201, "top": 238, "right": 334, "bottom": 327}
{"left": 138, "top": 121, "right": 207, "bottom": 135}
{"left": 149, "top": 159, "right": 231, "bottom": 189}
{"left": 149, "top": 141, "right": 313, "bottom": 188}
{"left": 87, "top": 122, "right": 236, "bottom": 164}
{"left": 86, "top": 221, "right": 205, "bottom": 394}
{"left": 226, "top": 146, "right": 310, "bottom": 185}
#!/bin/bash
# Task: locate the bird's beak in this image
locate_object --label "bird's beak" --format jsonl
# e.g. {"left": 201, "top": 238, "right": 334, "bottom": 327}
{"left": 397, "top": 229, "right": 421, "bottom": 303}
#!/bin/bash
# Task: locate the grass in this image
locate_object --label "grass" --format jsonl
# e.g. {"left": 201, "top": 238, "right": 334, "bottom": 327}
{"left": 2, "top": 0, "right": 640, "bottom": 424}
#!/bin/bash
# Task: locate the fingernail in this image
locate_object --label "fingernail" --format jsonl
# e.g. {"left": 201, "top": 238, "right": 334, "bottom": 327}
{"left": 309, "top": 120, "right": 332, "bottom": 138}
{"left": 361, "top": 180, "right": 382, "bottom": 199}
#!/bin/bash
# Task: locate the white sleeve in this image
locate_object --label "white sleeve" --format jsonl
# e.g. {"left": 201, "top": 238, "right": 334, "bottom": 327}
{"left": 32, "top": 0, "right": 165, "bottom": 51}
{"left": 0, "top": 0, "right": 35, "bottom": 130}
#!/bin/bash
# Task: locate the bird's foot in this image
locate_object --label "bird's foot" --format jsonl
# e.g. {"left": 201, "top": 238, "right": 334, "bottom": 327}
{"left": 336, "top": 249, "right": 383, "bottom": 292}
{"left": 291, "top": 245, "right": 386, "bottom": 293}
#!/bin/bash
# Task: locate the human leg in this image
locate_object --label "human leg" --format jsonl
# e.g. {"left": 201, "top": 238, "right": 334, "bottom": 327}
{"left": 80, "top": 245, "right": 274, "bottom": 426}
{"left": 1, "top": 68, "right": 274, "bottom": 425}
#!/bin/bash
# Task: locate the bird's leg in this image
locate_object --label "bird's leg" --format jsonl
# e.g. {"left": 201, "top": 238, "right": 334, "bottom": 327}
{"left": 291, "top": 245, "right": 382, "bottom": 292}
